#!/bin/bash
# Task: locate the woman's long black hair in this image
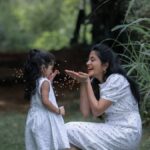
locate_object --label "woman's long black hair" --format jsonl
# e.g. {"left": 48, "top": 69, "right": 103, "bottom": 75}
{"left": 23, "top": 49, "right": 55, "bottom": 100}
{"left": 91, "top": 43, "right": 140, "bottom": 106}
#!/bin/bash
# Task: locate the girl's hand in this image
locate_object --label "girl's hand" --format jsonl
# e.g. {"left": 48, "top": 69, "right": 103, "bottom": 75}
{"left": 59, "top": 106, "right": 65, "bottom": 116}
{"left": 48, "top": 70, "right": 59, "bottom": 81}
{"left": 65, "top": 70, "right": 89, "bottom": 83}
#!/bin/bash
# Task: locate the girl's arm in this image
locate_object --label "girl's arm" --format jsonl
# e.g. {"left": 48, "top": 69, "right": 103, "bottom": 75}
{"left": 48, "top": 70, "right": 59, "bottom": 82}
{"left": 41, "top": 81, "right": 65, "bottom": 115}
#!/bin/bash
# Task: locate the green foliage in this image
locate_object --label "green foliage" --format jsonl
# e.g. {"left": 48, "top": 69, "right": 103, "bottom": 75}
{"left": 140, "top": 126, "right": 150, "bottom": 150}
{"left": 125, "top": 0, "right": 150, "bottom": 22}
{"left": 32, "top": 31, "right": 69, "bottom": 50}
{"left": 111, "top": 0, "right": 150, "bottom": 124}
{"left": 0, "top": 0, "right": 80, "bottom": 52}
{"left": 0, "top": 0, "right": 31, "bottom": 51}
{"left": 112, "top": 16, "right": 150, "bottom": 124}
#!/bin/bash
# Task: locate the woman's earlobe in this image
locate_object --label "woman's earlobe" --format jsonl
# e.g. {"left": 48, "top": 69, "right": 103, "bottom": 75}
{"left": 103, "top": 63, "right": 109, "bottom": 74}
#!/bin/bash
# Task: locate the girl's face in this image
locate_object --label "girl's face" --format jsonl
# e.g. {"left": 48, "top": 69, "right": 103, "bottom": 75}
{"left": 42, "top": 65, "right": 54, "bottom": 77}
{"left": 86, "top": 51, "right": 108, "bottom": 81}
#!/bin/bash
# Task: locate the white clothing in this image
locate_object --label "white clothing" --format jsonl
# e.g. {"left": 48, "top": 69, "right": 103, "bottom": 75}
{"left": 66, "top": 74, "right": 142, "bottom": 150}
{"left": 25, "top": 77, "right": 70, "bottom": 150}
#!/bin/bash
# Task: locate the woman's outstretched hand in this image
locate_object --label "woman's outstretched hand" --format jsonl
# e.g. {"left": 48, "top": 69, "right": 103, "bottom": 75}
{"left": 65, "top": 70, "right": 89, "bottom": 83}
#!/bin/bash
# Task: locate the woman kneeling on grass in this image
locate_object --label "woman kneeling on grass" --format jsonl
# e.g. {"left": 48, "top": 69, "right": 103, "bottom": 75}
{"left": 65, "top": 43, "right": 142, "bottom": 150}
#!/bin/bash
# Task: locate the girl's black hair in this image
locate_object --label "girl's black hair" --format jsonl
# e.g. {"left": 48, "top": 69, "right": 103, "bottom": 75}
{"left": 91, "top": 43, "right": 140, "bottom": 106}
{"left": 23, "top": 49, "right": 55, "bottom": 100}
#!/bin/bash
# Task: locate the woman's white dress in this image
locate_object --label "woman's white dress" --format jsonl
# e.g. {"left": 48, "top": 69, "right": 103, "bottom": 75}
{"left": 25, "top": 77, "right": 70, "bottom": 150}
{"left": 66, "top": 74, "right": 142, "bottom": 150}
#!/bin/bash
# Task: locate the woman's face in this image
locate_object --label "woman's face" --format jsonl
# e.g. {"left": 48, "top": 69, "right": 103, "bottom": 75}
{"left": 86, "top": 51, "right": 107, "bottom": 81}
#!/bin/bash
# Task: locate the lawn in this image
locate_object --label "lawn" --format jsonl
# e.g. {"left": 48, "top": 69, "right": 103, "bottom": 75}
{"left": 0, "top": 108, "right": 150, "bottom": 150}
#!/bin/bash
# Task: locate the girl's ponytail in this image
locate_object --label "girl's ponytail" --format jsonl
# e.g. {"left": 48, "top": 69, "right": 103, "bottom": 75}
{"left": 23, "top": 49, "right": 41, "bottom": 100}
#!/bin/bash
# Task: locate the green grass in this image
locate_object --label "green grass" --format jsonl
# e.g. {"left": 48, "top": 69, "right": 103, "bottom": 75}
{"left": 0, "top": 112, "right": 26, "bottom": 150}
{"left": 0, "top": 110, "right": 149, "bottom": 150}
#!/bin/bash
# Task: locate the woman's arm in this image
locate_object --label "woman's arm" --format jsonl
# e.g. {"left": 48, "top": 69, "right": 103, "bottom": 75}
{"left": 41, "top": 81, "right": 65, "bottom": 115}
{"left": 80, "top": 82, "right": 91, "bottom": 118}
{"left": 65, "top": 70, "right": 91, "bottom": 117}
{"left": 84, "top": 79, "right": 112, "bottom": 117}
{"left": 65, "top": 70, "right": 112, "bottom": 117}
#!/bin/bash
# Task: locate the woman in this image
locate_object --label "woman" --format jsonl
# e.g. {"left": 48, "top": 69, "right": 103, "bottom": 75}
{"left": 65, "top": 44, "right": 142, "bottom": 150}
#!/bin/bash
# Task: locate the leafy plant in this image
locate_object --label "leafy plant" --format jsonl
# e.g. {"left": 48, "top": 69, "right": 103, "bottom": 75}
{"left": 112, "top": 17, "right": 150, "bottom": 125}
{"left": 0, "top": 0, "right": 80, "bottom": 51}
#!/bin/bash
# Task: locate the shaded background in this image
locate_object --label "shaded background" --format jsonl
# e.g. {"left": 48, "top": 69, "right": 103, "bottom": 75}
{"left": 0, "top": 0, "right": 129, "bottom": 112}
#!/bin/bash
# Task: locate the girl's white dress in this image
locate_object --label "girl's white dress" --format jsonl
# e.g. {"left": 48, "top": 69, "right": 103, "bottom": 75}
{"left": 25, "top": 77, "right": 70, "bottom": 150}
{"left": 66, "top": 74, "right": 142, "bottom": 150}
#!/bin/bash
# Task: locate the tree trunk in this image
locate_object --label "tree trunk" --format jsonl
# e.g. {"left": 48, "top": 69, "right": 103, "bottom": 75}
{"left": 90, "top": 0, "right": 129, "bottom": 51}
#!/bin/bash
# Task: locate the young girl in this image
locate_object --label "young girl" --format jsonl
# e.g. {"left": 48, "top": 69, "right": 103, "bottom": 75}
{"left": 24, "top": 49, "right": 70, "bottom": 150}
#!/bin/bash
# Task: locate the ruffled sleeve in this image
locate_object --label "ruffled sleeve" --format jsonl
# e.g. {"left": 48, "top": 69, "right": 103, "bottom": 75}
{"left": 100, "top": 74, "right": 129, "bottom": 102}
{"left": 37, "top": 77, "right": 50, "bottom": 95}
